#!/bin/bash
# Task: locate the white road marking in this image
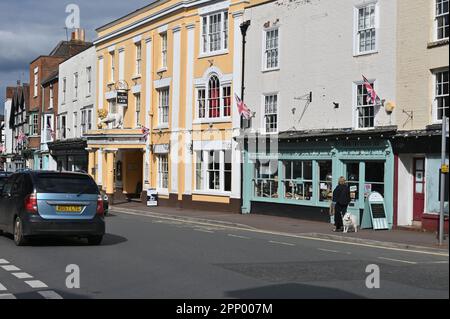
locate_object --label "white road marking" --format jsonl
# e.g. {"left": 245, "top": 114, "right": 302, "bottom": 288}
{"left": 0, "top": 259, "right": 9, "bottom": 264}
{"left": 420, "top": 260, "right": 449, "bottom": 264}
{"left": 12, "top": 272, "right": 33, "bottom": 279}
{"left": 228, "top": 234, "right": 250, "bottom": 239}
{"left": 113, "top": 209, "right": 449, "bottom": 257}
{"left": 0, "top": 293, "right": 16, "bottom": 299}
{"left": 25, "top": 280, "right": 48, "bottom": 289}
{"left": 38, "top": 290, "right": 63, "bottom": 299}
{"left": 0, "top": 283, "right": 7, "bottom": 291}
{"left": 194, "top": 229, "right": 214, "bottom": 234}
{"left": 269, "top": 240, "right": 295, "bottom": 247}
{"left": 318, "top": 248, "right": 341, "bottom": 253}
{"left": 378, "top": 257, "right": 418, "bottom": 265}
{"left": 1, "top": 265, "right": 20, "bottom": 272}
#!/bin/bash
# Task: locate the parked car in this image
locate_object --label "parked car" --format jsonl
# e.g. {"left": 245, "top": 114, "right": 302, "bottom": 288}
{"left": 0, "top": 172, "right": 12, "bottom": 193}
{"left": 0, "top": 171, "right": 105, "bottom": 246}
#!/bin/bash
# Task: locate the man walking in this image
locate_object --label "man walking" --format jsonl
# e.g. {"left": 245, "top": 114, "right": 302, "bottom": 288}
{"left": 332, "top": 176, "right": 351, "bottom": 232}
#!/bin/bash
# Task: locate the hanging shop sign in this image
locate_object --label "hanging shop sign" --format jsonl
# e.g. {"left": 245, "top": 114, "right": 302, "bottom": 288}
{"left": 117, "top": 91, "right": 128, "bottom": 105}
{"left": 361, "top": 192, "right": 389, "bottom": 230}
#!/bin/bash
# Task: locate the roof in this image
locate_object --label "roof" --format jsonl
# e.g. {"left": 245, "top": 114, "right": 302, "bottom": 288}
{"left": 8, "top": 84, "right": 30, "bottom": 128}
{"left": 41, "top": 70, "right": 59, "bottom": 86}
{"left": 30, "top": 40, "right": 93, "bottom": 65}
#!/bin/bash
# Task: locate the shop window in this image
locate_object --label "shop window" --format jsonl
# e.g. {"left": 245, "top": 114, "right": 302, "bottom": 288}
{"left": 346, "top": 162, "right": 360, "bottom": 204}
{"left": 318, "top": 161, "right": 333, "bottom": 202}
{"left": 365, "top": 161, "right": 385, "bottom": 196}
{"left": 224, "top": 151, "right": 232, "bottom": 192}
{"left": 282, "top": 160, "right": 313, "bottom": 201}
{"left": 208, "top": 150, "right": 221, "bottom": 190}
{"left": 195, "top": 151, "right": 204, "bottom": 190}
{"left": 254, "top": 159, "right": 279, "bottom": 198}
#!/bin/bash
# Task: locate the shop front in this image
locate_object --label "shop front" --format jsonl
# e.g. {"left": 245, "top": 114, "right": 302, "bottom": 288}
{"left": 241, "top": 129, "right": 395, "bottom": 228}
{"left": 48, "top": 139, "right": 88, "bottom": 172}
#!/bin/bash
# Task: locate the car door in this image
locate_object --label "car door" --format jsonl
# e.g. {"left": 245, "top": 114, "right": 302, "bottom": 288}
{"left": 0, "top": 175, "right": 16, "bottom": 229}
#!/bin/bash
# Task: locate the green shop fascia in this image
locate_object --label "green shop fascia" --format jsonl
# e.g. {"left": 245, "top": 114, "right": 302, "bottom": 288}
{"left": 240, "top": 127, "right": 396, "bottom": 228}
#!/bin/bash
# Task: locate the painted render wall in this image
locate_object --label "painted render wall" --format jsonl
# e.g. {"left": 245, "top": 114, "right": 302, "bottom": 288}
{"left": 243, "top": 0, "right": 397, "bottom": 132}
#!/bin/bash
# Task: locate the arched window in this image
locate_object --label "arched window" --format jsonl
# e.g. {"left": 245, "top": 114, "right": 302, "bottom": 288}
{"left": 208, "top": 75, "right": 220, "bottom": 118}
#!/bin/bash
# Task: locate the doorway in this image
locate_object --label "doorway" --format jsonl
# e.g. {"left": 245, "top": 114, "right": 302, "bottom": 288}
{"left": 413, "top": 158, "right": 425, "bottom": 221}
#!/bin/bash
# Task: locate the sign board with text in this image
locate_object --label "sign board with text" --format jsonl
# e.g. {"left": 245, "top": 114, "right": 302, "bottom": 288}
{"left": 361, "top": 192, "right": 389, "bottom": 230}
{"left": 117, "top": 91, "right": 128, "bottom": 105}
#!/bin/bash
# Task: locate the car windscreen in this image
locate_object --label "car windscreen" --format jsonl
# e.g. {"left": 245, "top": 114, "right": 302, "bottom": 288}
{"left": 34, "top": 173, "right": 99, "bottom": 194}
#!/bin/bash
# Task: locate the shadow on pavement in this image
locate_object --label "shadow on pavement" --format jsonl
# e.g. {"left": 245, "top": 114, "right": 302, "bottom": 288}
{"left": 225, "top": 283, "right": 365, "bottom": 299}
{"left": 1, "top": 233, "right": 127, "bottom": 247}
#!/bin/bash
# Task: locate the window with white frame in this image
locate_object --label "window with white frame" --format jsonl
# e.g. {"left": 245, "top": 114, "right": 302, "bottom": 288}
{"left": 434, "top": 69, "right": 449, "bottom": 121}
{"left": 197, "top": 75, "right": 231, "bottom": 120}
{"left": 59, "top": 115, "right": 67, "bottom": 139}
{"left": 81, "top": 109, "right": 93, "bottom": 135}
{"left": 33, "top": 69, "right": 38, "bottom": 97}
{"left": 355, "top": 3, "right": 377, "bottom": 54}
{"left": 49, "top": 84, "right": 54, "bottom": 108}
{"left": 73, "top": 112, "right": 78, "bottom": 136}
{"left": 86, "top": 67, "right": 92, "bottom": 96}
{"left": 264, "top": 28, "right": 279, "bottom": 70}
{"left": 201, "top": 11, "right": 229, "bottom": 54}
{"left": 135, "top": 93, "right": 141, "bottom": 127}
{"left": 44, "top": 114, "right": 54, "bottom": 142}
{"left": 161, "top": 33, "right": 168, "bottom": 69}
{"left": 157, "top": 154, "right": 169, "bottom": 189}
{"left": 110, "top": 51, "right": 115, "bottom": 82}
{"left": 195, "top": 149, "right": 232, "bottom": 192}
{"left": 29, "top": 113, "right": 39, "bottom": 136}
{"left": 158, "top": 88, "right": 169, "bottom": 125}
{"left": 62, "top": 77, "right": 67, "bottom": 103}
{"left": 74, "top": 73, "right": 79, "bottom": 99}
{"left": 135, "top": 42, "right": 142, "bottom": 75}
{"left": 264, "top": 94, "right": 278, "bottom": 133}
{"left": 436, "top": 0, "right": 449, "bottom": 40}
{"left": 356, "top": 81, "right": 376, "bottom": 128}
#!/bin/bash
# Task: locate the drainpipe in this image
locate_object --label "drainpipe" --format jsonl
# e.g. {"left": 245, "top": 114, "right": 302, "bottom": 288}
{"left": 240, "top": 20, "right": 251, "bottom": 214}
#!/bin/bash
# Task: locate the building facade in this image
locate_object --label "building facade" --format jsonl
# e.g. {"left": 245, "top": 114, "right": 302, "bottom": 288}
{"left": 240, "top": 0, "right": 398, "bottom": 226}
{"left": 87, "top": 0, "right": 265, "bottom": 208}
{"left": 48, "top": 45, "right": 96, "bottom": 172}
{"left": 393, "top": 0, "right": 448, "bottom": 231}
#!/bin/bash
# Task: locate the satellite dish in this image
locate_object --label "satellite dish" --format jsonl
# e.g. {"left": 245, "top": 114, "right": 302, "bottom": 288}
{"left": 385, "top": 101, "right": 396, "bottom": 113}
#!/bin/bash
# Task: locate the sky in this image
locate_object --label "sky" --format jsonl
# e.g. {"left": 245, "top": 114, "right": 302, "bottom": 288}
{"left": 0, "top": 0, "right": 154, "bottom": 115}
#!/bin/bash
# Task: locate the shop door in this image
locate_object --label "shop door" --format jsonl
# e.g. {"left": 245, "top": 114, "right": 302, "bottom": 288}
{"left": 413, "top": 158, "right": 425, "bottom": 221}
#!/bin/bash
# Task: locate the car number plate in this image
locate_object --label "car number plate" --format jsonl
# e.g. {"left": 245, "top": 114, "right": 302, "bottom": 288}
{"left": 56, "top": 205, "right": 82, "bottom": 213}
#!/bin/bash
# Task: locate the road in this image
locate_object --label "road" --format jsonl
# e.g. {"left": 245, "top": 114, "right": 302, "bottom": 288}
{"left": 0, "top": 209, "right": 448, "bottom": 299}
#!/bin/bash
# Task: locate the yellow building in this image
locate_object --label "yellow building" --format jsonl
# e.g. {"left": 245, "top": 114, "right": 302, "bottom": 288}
{"left": 86, "top": 0, "right": 261, "bottom": 211}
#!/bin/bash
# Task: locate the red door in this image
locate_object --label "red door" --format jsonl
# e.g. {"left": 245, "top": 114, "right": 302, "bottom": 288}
{"left": 413, "top": 158, "right": 425, "bottom": 221}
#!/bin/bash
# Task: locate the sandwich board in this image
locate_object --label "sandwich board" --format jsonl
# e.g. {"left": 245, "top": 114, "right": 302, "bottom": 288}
{"left": 361, "top": 192, "right": 389, "bottom": 230}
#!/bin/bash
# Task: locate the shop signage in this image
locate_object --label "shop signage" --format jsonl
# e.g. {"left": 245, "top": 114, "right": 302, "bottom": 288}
{"left": 361, "top": 192, "right": 389, "bottom": 230}
{"left": 117, "top": 91, "right": 128, "bottom": 105}
{"left": 147, "top": 188, "right": 158, "bottom": 207}
{"left": 153, "top": 144, "right": 170, "bottom": 154}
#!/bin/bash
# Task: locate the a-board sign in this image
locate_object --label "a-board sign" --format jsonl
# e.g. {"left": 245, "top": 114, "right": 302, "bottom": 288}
{"left": 147, "top": 189, "right": 158, "bottom": 207}
{"left": 361, "top": 192, "right": 389, "bottom": 230}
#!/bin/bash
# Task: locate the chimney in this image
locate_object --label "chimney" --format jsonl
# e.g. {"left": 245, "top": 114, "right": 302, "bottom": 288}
{"left": 71, "top": 28, "right": 86, "bottom": 42}
{"left": 6, "top": 87, "right": 15, "bottom": 99}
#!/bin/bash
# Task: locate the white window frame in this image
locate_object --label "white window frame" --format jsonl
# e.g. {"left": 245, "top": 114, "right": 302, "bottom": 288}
{"left": 194, "top": 149, "right": 232, "bottom": 194}
{"left": 62, "top": 77, "right": 67, "bottom": 104}
{"left": 435, "top": 0, "right": 449, "bottom": 40}
{"left": 195, "top": 74, "right": 232, "bottom": 121}
{"left": 33, "top": 68, "right": 38, "bottom": 97}
{"left": 160, "top": 32, "right": 168, "bottom": 69}
{"left": 353, "top": 79, "right": 378, "bottom": 129}
{"left": 49, "top": 84, "right": 54, "bottom": 109}
{"left": 29, "top": 113, "right": 39, "bottom": 136}
{"left": 110, "top": 51, "right": 115, "bottom": 83}
{"left": 73, "top": 112, "right": 78, "bottom": 137}
{"left": 157, "top": 154, "right": 169, "bottom": 191}
{"left": 135, "top": 93, "right": 141, "bottom": 128}
{"left": 262, "top": 93, "right": 279, "bottom": 134}
{"left": 433, "top": 68, "right": 449, "bottom": 123}
{"left": 157, "top": 87, "right": 170, "bottom": 127}
{"left": 135, "top": 42, "right": 142, "bottom": 76}
{"left": 200, "top": 10, "right": 229, "bottom": 56}
{"left": 73, "top": 72, "right": 79, "bottom": 100}
{"left": 353, "top": 1, "right": 379, "bottom": 56}
{"left": 262, "top": 27, "right": 280, "bottom": 72}
{"left": 86, "top": 67, "right": 92, "bottom": 96}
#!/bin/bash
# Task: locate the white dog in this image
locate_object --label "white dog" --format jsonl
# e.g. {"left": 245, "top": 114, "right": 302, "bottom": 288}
{"left": 342, "top": 212, "right": 358, "bottom": 233}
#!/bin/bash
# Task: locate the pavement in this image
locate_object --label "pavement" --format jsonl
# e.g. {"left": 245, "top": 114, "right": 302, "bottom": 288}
{"left": 0, "top": 203, "right": 448, "bottom": 299}
{"left": 110, "top": 201, "right": 449, "bottom": 252}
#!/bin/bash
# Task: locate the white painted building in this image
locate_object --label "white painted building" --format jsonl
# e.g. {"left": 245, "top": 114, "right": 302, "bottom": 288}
{"left": 50, "top": 45, "right": 96, "bottom": 172}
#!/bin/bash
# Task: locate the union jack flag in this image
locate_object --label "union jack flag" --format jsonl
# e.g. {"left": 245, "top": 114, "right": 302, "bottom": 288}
{"left": 0, "top": 144, "right": 4, "bottom": 153}
{"left": 17, "top": 130, "right": 27, "bottom": 143}
{"left": 235, "top": 93, "right": 252, "bottom": 120}
{"left": 141, "top": 126, "right": 150, "bottom": 142}
{"left": 47, "top": 123, "right": 56, "bottom": 140}
{"left": 362, "top": 75, "right": 380, "bottom": 105}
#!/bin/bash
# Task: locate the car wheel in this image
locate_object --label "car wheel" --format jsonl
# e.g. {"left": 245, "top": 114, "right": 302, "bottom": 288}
{"left": 13, "top": 216, "right": 28, "bottom": 246}
{"left": 87, "top": 235, "right": 103, "bottom": 246}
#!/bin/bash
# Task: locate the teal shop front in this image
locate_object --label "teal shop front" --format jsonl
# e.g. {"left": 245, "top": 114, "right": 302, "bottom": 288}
{"left": 241, "top": 129, "right": 395, "bottom": 229}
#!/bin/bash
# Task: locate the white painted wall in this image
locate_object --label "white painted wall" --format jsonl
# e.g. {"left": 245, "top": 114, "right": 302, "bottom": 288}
{"left": 243, "top": 0, "right": 397, "bottom": 132}
{"left": 58, "top": 46, "right": 96, "bottom": 139}
{"left": 3, "top": 100, "right": 13, "bottom": 155}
